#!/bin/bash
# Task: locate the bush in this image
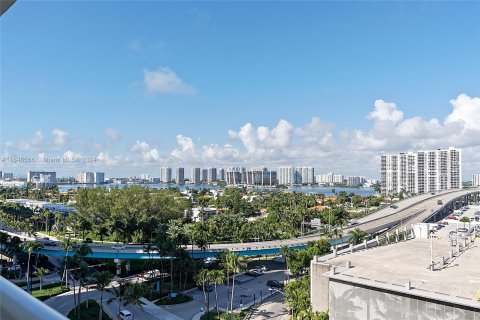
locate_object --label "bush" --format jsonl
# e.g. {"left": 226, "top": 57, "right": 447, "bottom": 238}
{"left": 154, "top": 293, "right": 193, "bottom": 305}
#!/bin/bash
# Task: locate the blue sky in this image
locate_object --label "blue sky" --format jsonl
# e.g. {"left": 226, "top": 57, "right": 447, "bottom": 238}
{"left": 1, "top": 1, "right": 479, "bottom": 178}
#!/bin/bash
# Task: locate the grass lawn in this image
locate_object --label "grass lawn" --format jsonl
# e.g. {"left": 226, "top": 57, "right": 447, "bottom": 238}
{"left": 31, "top": 282, "right": 68, "bottom": 301}
{"left": 154, "top": 293, "right": 193, "bottom": 305}
{"left": 67, "top": 299, "right": 113, "bottom": 320}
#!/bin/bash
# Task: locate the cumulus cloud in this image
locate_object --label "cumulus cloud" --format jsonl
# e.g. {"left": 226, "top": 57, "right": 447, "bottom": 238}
{"left": 143, "top": 67, "right": 196, "bottom": 96}
{"left": 368, "top": 99, "right": 404, "bottom": 123}
{"left": 130, "top": 141, "right": 150, "bottom": 153}
{"left": 52, "top": 129, "right": 68, "bottom": 145}
{"left": 446, "top": 93, "right": 480, "bottom": 131}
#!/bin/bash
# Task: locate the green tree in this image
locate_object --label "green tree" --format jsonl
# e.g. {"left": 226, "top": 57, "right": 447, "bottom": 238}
{"left": 209, "top": 269, "right": 225, "bottom": 319}
{"left": 34, "top": 267, "right": 49, "bottom": 290}
{"left": 95, "top": 271, "right": 113, "bottom": 320}
{"left": 196, "top": 269, "right": 211, "bottom": 311}
{"left": 225, "top": 253, "right": 246, "bottom": 313}
{"left": 123, "top": 282, "right": 147, "bottom": 320}
{"left": 0, "top": 231, "right": 10, "bottom": 270}
{"left": 348, "top": 228, "right": 369, "bottom": 245}
{"left": 460, "top": 216, "right": 470, "bottom": 229}
{"left": 21, "top": 240, "right": 43, "bottom": 293}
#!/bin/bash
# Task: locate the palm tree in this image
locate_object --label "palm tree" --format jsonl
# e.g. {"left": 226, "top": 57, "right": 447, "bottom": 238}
{"left": 348, "top": 228, "right": 369, "bottom": 245}
{"left": 95, "top": 271, "right": 113, "bottom": 320}
{"left": 21, "top": 240, "right": 43, "bottom": 293}
{"left": 460, "top": 216, "right": 470, "bottom": 229}
{"left": 209, "top": 270, "right": 225, "bottom": 319}
{"left": 7, "top": 236, "right": 22, "bottom": 278}
{"left": 34, "top": 267, "right": 49, "bottom": 290}
{"left": 107, "top": 279, "right": 128, "bottom": 316}
{"left": 74, "top": 244, "right": 92, "bottom": 319}
{"left": 280, "top": 245, "right": 291, "bottom": 281}
{"left": 196, "top": 269, "right": 211, "bottom": 309}
{"left": 0, "top": 231, "right": 10, "bottom": 270}
{"left": 62, "top": 238, "right": 74, "bottom": 288}
{"left": 226, "top": 253, "right": 246, "bottom": 313}
{"left": 123, "top": 282, "right": 147, "bottom": 320}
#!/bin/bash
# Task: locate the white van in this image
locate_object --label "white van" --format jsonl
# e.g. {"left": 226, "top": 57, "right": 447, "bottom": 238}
{"left": 119, "top": 310, "right": 132, "bottom": 320}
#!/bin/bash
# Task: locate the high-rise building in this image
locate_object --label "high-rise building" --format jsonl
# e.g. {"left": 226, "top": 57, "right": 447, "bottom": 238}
{"left": 316, "top": 173, "right": 344, "bottom": 185}
{"left": 294, "top": 167, "right": 315, "bottom": 185}
{"left": 94, "top": 172, "right": 105, "bottom": 184}
{"left": 140, "top": 174, "right": 151, "bottom": 180}
{"left": 381, "top": 147, "right": 462, "bottom": 195}
{"left": 246, "top": 167, "right": 277, "bottom": 186}
{"left": 473, "top": 174, "right": 480, "bottom": 187}
{"left": 191, "top": 168, "right": 201, "bottom": 184}
{"left": 347, "top": 176, "right": 366, "bottom": 186}
{"left": 0, "top": 171, "right": 2, "bottom": 179}
{"left": 201, "top": 169, "right": 208, "bottom": 182}
{"left": 225, "top": 166, "right": 246, "bottom": 185}
{"left": 160, "top": 167, "right": 172, "bottom": 183}
{"left": 217, "top": 168, "right": 225, "bottom": 181}
{"left": 27, "top": 171, "right": 57, "bottom": 187}
{"left": 176, "top": 167, "right": 185, "bottom": 184}
{"left": 2, "top": 172, "right": 13, "bottom": 180}
{"left": 75, "top": 171, "right": 95, "bottom": 183}
{"left": 207, "top": 167, "right": 217, "bottom": 183}
{"left": 278, "top": 166, "right": 294, "bottom": 185}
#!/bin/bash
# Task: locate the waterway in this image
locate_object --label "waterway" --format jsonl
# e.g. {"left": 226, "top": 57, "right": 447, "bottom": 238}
{"left": 58, "top": 183, "right": 376, "bottom": 196}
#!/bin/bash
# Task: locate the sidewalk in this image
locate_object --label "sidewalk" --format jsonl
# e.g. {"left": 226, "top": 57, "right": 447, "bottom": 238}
{"left": 139, "top": 297, "right": 184, "bottom": 320}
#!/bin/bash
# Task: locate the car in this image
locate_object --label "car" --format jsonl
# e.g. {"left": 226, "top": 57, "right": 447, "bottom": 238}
{"left": 204, "top": 257, "right": 219, "bottom": 265}
{"left": 267, "top": 280, "right": 284, "bottom": 289}
{"left": 119, "top": 310, "right": 132, "bottom": 320}
{"left": 7, "top": 265, "right": 21, "bottom": 272}
{"left": 246, "top": 270, "right": 262, "bottom": 277}
{"left": 389, "top": 205, "right": 398, "bottom": 209}
{"left": 457, "top": 227, "right": 468, "bottom": 233}
{"left": 112, "top": 245, "right": 126, "bottom": 250}
{"left": 143, "top": 269, "right": 161, "bottom": 279}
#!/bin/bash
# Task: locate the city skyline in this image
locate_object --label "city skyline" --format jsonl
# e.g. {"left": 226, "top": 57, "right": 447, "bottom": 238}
{"left": 1, "top": 2, "right": 479, "bottom": 178}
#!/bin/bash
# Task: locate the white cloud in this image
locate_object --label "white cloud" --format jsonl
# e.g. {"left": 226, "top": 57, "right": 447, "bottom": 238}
{"left": 143, "top": 67, "right": 196, "bottom": 96}
{"left": 130, "top": 141, "right": 150, "bottom": 153}
{"left": 63, "top": 150, "right": 81, "bottom": 160}
{"left": 368, "top": 99, "right": 404, "bottom": 123}
{"left": 142, "top": 148, "right": 161, "bottom": 162}
{"left": 105, "top": 128, "right": 119, "bottom": 141}
{"left": 52, "top": 129, "right": 68, "bottom": 145}
{"left": 446, "top": 93, "right": 480, "bottom": 131}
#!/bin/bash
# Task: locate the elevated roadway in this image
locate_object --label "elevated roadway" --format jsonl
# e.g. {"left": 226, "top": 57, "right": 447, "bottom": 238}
{"left": 35, "top": 189, "right": 479, "bottom": 259}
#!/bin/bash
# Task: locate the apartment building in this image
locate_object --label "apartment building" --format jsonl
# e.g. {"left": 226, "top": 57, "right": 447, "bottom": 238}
{"left": 381, "top": 147, "right": 462, "bottom": 195}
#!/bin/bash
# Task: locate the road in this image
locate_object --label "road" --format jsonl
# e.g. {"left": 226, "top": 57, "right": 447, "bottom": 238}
{"left": 165, "top": 260, "right": 287, "bottom": 320}
{"left": 248, "top": 293, "right": 288, "bottom": 320}
{"left": 45, "top": 282, "right": 183, "bottom": 320}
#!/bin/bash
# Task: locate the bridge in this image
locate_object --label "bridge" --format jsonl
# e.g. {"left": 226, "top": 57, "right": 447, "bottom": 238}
{"left": 35, "top": 188, "right": 480, "bottom": 260}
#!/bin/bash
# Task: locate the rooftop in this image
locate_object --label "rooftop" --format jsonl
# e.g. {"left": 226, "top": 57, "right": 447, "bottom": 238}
{"left": 316, "top": 221, "right": 480, "bottom": 308}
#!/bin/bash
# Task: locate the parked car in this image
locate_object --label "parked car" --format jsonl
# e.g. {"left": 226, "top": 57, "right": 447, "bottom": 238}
{"left": 7, "top": 264, "right": 21, "bottom": 272}
{"left": 119, "top": 310, "right": 132, "bottom": 320}
{"left": 267, "top": 280, "right": 284, "bottom": 289}
{"left": 246, "top": 270, "right": 262, "bottom": 277}
{"left": 389, "top": 205, "right": 398, "bottom": 209}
